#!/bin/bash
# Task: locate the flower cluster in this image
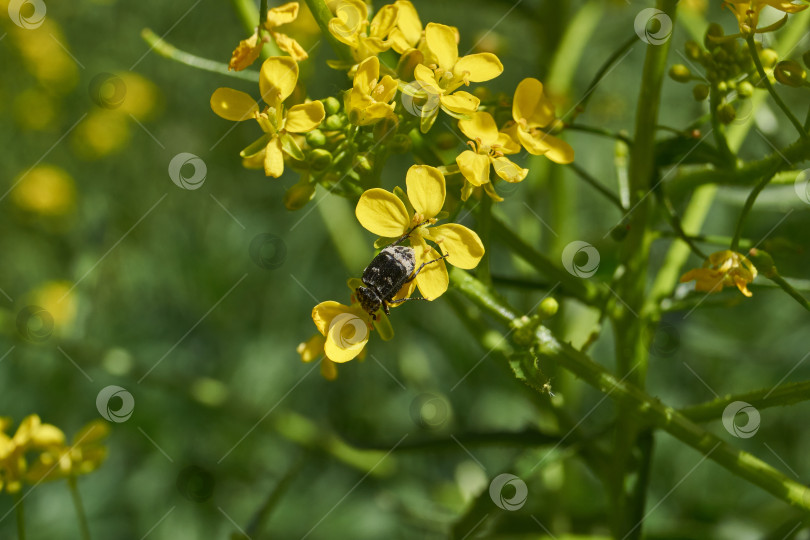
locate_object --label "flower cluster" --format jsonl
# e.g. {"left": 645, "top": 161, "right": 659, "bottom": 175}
{"left": 0, "top": 415, "right": 108, "bottom": 494}
{"left": 680, "top": 250, "right": 758, "bottom": 297}
{"left": 723, "top": 0, "right": 808, "bottom": 36}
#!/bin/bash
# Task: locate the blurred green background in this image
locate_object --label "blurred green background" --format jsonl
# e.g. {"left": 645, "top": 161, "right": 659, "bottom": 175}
{"left": 2, "top": 0, "right": 810, "bottom": 538}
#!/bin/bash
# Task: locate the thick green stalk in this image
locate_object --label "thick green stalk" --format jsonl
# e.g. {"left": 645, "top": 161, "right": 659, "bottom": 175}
{"left": 14, "top": 494, "right": 25, "bottom": 540}
{"left": 611, "top": 1, "right": 678, "bottom": 535}
{"left": 449, "top": 268, "right": 810, "bottom": 513}
{"left": 303, "top": 0, "right": 354, "bottom": 64}
{"left": 68, "top": 476, "right": 92, "bottom": 540}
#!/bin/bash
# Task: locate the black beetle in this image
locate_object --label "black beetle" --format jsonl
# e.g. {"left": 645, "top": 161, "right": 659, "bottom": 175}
{"left": 356, "top": 225, "right": 448, "bottom": 319}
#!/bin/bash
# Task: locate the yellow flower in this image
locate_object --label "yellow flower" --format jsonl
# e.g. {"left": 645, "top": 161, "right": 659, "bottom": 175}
{"left": 0, "top": 415, "right": 65, "bottom": 493}
{"left": 229, "top": 2, "right": 308, "bottom": 71}
{"left": 344, "top": 56, "right": 398, "bottom": 125}
{"left": 355, "top": 165, "right": 485, "bottom": 300}
{"left": 26, "top": 420, "right": 109, "bottom": 483}
{"left": 210, "top": 56, "right": 325, "bottom": 177}
{"left": 389, "top": 0, "right": 422, "bottom": 54}
{"left": 298, "top": 333, "right": 342, "bottom": 380}
{"left": 412, "top": 23, "right": 503, "bottom": 125}
{"left": 723, "top": 0, "right": 808, "bottom": 34}
{"left": 310, "top": 301, "right": 373, "bottom": 363}
{"left": 12, "top": 165, "right": 76, "bottom": 216}
{"left": 455, "top": 111, "right": 527, "bottom": 201}
{"left": 502, "top": 78, "right": 574, "bottom": 164}
{"left": 680, "top": 250, "right": 758, "bottom": 297}
{"left": 327, "top": 0, "right": 399, "bottom": 62}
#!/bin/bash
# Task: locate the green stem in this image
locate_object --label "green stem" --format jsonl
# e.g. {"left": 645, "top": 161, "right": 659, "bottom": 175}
{"left": 730, "top": 166, "right": 780, "bottom": 252}
{"left": 449, "top": 268, "right": 810, "bottom": 514}
{"left": 476, "top": 195, "right": 493, "bottom": 286}
{"left": 567, "top": 162, "right": 625, "bottom": 211}
{"left": 230, "top": 0, "right": 282, "bottom": 57}
{"left": 766, "top": 274, "right": 810, "bottom": 311}
{"left": 140, "top": 29, "right": 260, "bottom": 82}
{"left": 709, "top": 86, "right": 736, "bottom": 166}
{"left": 746, "top": 35, "right": 808, "bottom": 139}
{"left": 681, "top": 379, "right": 810, "bottom": 422}
{"left": 68, "top": 476, "right": 92, "bottom": 540}
{"left": 244, "top": 457, "right": 306, "bottom": 537}
{"left": 14, "top": 494, "right": 25, "bottom": 540}
{"left": 565, "top": 123, "right": 633, "bottom": 145}
{"left": 490, "top": 216, "right": 602, "bottom": 305}
{"left": 303, "top": 0, "right": 354, "bottom": 64}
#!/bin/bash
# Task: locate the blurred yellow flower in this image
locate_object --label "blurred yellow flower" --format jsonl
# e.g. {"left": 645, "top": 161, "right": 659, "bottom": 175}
{"left": 30, "top": 281, "right": 78, "bottom": 329}
{"left": 310, "top": 301, "right": 372, "bottom": 364}
{"left": 723, "top": 0, "right": 808, "bottom": 34}
{"left": 345, "top": 56, "right": 398, "bottom": 125}
{"left": 413, "top": 23, "right": 503, "bottom": 126}
{"left": 211, "top": 56, "right": 325, "bottom": 177}
{"left": 27, "top": 420, "right": 109, "bottom": 482}
{"left": 355, "top": 165, "right": 485, "bottom": 300}
{"left": 12, "top": 165, "right": 76, "bottom": 216}
{"left": 502, "top": 78, "right": 574, "bottom": 164}
{"left": 13, "top": 88, "right": 59, "bottom": 131}
{"left": 680, "top": 250, "right": 758, "bottom": 297}
{"left": 0, "top": 415, "right": 65, "bottom": 493}
{"left": 297, "top": 333, "right": 343, "bottom": 380}
{"left": 115, "top": 72, "right": 161, "bottom": 121}
{"left": 12, "top": 20, "right": 78, "bottom": 91}
{"left": 71, "top": 110, "right": 131, "bottom": 159}
{"left": 455, "top": 111, "right": 527, "bottom": 201}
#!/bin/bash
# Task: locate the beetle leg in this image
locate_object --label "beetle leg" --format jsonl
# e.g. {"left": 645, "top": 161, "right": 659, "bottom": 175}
{"left": 382, "top": 302, "right": 390, "bottom": 316}
{"left": 402, "top": 252, "right": 450, "bottom": 284}
{"left": 389, "top": 219, "right": 432, "bottom": 247}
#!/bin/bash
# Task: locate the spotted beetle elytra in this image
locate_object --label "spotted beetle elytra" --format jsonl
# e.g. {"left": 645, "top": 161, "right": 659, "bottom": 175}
{"left": 356, "top": 223, "right": 449, "bottom": 319}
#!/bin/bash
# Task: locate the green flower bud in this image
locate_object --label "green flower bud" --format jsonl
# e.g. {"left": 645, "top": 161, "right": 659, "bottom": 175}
{"left": 305, "top": 129, "right": 326, "bottom": 147}
{"left": 685, "top": 40, "right": 702, "bottom": 61}
{"left": 692, "top": 84, "right": 709, "bottom": 101}
{"left": 759, "top": 48, "right": 779, "bottom": 69}
{"left": 737, "top": 80, "right": 754, "bottom": 98}
{"left": 322, "top": 96, "right": 341, "bottom": 116}
{"left": 309, "top": 148, "right": 333, "bottom": 171}
{"left": 353, "top": 153, "right": 373, "bottom": 174}
{"left": 390, "top": 134, "right": 411, "bottom": 153}
{"left": 747, "top": 248, "right": 776, "bottom": 278}
{"left": 537, "top": 297, "right": 559, "bottom": 320}
{"left": 774, "top": 60, "right": 806, "bottom": 87}
{"left": 324, "top": 114, "right": 344, "bottom": 131}
{"left": 716, "top": 102, "right": 736, "bottom": 124}
{"left": 704, "top": 23, "right": 724, "bottom": 49}
{"left": 669, "top": 64, "right": 692, "bottom": 83}
{"left": 283, "top": 181, "right": 316, "bottom": 211}
{"left": 716, "top": 80, "right": 728, "bottom": 93}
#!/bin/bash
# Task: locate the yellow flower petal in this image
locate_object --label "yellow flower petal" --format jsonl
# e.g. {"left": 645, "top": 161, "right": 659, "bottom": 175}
{"left": 376, "top": 75, "right": 399, "bottom": 103}
{"left": 32, "top": 424, "right": 65, "bottom": 447}
{"left": 264, "top": 136, "right": 285, "bottom": 177}
{"left": 265, "top": 1, "right": 299, "bottom": 28}
{"left": 320, "top": 358, "right": 338, "bottom": 380}
{"left": 454, "top": 53, "right": 503, "bottom": 83}
{"left": 516, "top": 127, "right": 575, "bottom": 164}
{"left": 441, "top": 91, "right": 480, "bottom": 114}
{"left": 260, "top": 56, "right": 299, "bottom": 105}
{"left": 491, "top": 156, "right": 528, "bottom": 183}
{"left": 414, "top": 243, "right": 449, "bottom": 300}
{"left": 425, "top": 23, "right": 458, "bottom": 71}
{"left": 285, "top": 101, "right": 326, "bottom": 133}
{"left": 414, "top": 63, "right": 440, "bottom": 92}
{"left": 312, "top": 301, "right": 346, "bottom": 335}
{"left": 354, "top": 56, "right": 379, "bottom": 94}
{"left": 406, "top": 165, "right": 446, "bottom": 219}
{"left": 496, "top": 132, "right": 521, "bottom": 154}
{"left": 228, "top": 31, "right": 263, "bottom": 71}
{"left": 356, "top": 188, "right": 411, "bottom": 237}
{"left": 210, "top": 88, "right": 259, "bottom": 121}
{"left": 513, "top": 77, "right": 555, "bottom": 127}
{"left": 427, "top": 223, "right": 484, "bottom": 270}
{"left": 456, "top": 150, "right": 490, "bottom": 186}
{"left": 324, "top": 311, "right": 370, "bottom": 363}
{"left": 369, "top": 4, "right": 398, "bottom": 39}
{"left": 297, "top": 334, "right": 325, "bottom": 363}
{"left": 458, "top": 111, "right": 499, "bottom": 144}
{"left": 390, "top": 0, "right": 422, "bottom": 53}
{"left": 273, "top": 32, "right": 309, "bottom": 62}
